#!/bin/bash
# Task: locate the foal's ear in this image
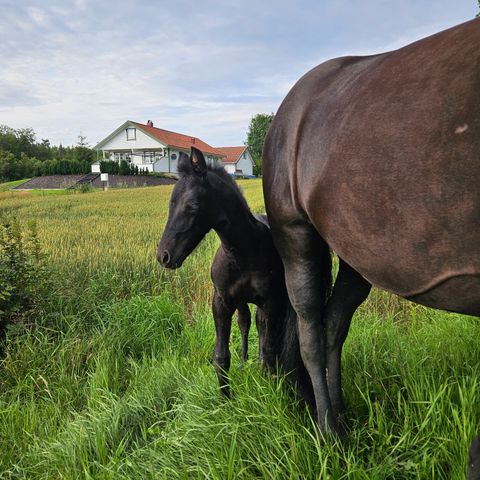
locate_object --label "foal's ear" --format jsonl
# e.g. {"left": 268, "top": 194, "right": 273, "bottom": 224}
{"left": 177, "top": 152, "right": 192, "bottom": 176}
{"left": 190, "top": 147, "right": 207, "bottom": 176}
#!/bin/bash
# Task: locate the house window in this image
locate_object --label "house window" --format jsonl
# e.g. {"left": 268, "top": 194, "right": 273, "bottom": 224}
{"left": 143, "top": 152, "right": 155, "bottom": 164}
{"left": 126, "top": 128, "right": 136, "bottom": 141}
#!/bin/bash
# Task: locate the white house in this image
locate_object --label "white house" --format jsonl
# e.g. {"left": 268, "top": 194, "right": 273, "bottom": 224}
{"left": 92, "top": 120, "right": 226, "bottom": 174}
{"left": 214, "top": 146, "right": 255, "bottom": 177}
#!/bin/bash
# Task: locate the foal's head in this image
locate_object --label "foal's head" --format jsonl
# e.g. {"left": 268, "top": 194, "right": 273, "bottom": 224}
{"left": 157, "top": 147, "right": 237, "bottom": 269}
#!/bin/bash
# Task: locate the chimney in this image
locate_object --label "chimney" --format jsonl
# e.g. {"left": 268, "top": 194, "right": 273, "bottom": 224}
{"left": 147, "top": 120, "right": 153, "bottom": 127}
{"left": 192, "top": 137, "right": 196, "bottom": 144}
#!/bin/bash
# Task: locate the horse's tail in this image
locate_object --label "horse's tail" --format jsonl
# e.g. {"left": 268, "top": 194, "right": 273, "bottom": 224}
{"left": 277, "top": 301, "right": 315, "bottom": 407}
{"left": 277, "top": 243, "right": 332, "bottom": 408}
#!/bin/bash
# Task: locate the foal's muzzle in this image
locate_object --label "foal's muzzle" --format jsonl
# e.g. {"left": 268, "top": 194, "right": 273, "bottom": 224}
{"left": 157, "top": 247, "right": 182, "bottom": 269}
{"left": 157, "top": 247, "right": 172, "bottom": 268}
{"left": 159, "top": 250, "right": 170, "bottom": 267}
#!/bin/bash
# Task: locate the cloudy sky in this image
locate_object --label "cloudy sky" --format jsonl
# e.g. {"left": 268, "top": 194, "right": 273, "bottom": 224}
{"left": 0, "top": 0, "right": 477, "bottom": 147}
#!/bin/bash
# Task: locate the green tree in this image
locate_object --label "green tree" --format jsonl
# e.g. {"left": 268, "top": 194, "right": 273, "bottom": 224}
{"left": 73, "top": 134, "right": 95, "bottom": 164}
{"left": 0, "top": 126, "right": 36, "bottom": 159}
{"left": 119, "top": 159, "right": 130, "bottom": 175}
{"left": 100, "top": 160, "right": 119, "bottom": 174}
{"left": 245, "top": 113, "right": 274, "bottom": 175}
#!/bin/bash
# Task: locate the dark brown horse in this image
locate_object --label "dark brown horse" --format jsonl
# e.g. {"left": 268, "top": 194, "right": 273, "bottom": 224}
{"left": 263, "top": 18, "right": 480, "bottom": 437}
{"left": 158, "top": 148, "right": 312, "bottom": 401}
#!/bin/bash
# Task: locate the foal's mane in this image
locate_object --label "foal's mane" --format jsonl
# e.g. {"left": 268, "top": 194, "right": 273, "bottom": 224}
{"left": 178, "top": 160, "right": 252, "bottom": 214}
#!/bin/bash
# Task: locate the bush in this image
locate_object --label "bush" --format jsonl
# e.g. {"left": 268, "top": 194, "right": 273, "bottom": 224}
{"left": 100, "top": 160, "right": 119, "bottom": 174}
{"left": 72, "top": 183, "right": 94, "bottom": 194}
{"left": 101, "top": 160, "right": 141, "bottom": 175}
{"left": 0, "top": 218, "right": 48, "bottom": 338}
{"left": 39, "top": 158, "right": 91, "bottom": 175}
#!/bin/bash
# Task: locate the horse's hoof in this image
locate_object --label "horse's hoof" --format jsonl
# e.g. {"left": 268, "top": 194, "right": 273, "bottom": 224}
{"left": 315, "top": 416, "right": 345, "bottom": 445}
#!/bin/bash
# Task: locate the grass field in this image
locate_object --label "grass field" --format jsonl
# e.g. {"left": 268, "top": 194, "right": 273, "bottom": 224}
{"left": 0, "top": 179, "right": 30, "bottom": 192}
{"left": 0, "top": 180, "right": 479, "bottom": 479}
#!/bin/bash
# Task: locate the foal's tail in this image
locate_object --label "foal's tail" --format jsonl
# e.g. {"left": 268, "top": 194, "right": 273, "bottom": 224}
{"left": 278, "top": 243, "right": 332, "bottom": 408}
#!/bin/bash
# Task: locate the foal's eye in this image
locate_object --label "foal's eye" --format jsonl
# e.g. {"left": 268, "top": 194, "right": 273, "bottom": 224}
{"left": 186, "top": 204, "right": 198, "bottom": 213}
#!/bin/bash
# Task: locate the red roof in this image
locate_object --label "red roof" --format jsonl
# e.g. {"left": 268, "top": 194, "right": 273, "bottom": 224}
{"left": 215, "top": 146, "right": 247, "bottom": 164}
{"left": 134, "top": 122, "right": 225, "bottom": 157}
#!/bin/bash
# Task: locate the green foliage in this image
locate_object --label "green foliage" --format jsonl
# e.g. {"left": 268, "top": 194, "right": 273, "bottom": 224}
{"left": 245, "top": 113, "right": 274, "bottom": 175}
{"left": 73, "top": 146, "right": 95, "bottom": 164}
{"left": 72, "top": 183, "right": 95, "bottom": 194}
{"left": 119, "top": 159, "right": 131, "bottom": 175}
{"left": 0, "top": 217, "right": 47, "bottom": 329}
{"left": 100, "top": 159, "right": 120, "bottom": 174}
{"left": 101, "top": 159, "right": 143, "bottom": 176}
{"left": 0, "top": 150, "right": 23, "bottom": 180}
{"left": 37, "top": 158, "right": 91, "bottom": 175}
{"left": 0, "top": 125, "right": 36, "bottom": 158}
{"left": 0, "top": 125, "right": 95, "bottom": 181}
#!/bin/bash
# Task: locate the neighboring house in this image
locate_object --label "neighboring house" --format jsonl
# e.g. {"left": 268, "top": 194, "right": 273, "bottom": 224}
{"left": 214, "top": 146, "right": 255, "bottom": 177}
{"left": 92, "top": 120, "right": 226, "bottom": 174}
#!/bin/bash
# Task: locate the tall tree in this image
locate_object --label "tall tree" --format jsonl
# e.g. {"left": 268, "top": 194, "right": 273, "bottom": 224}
{"left": 245, "top": 113, "right": 274, "bottom": 175}
{"left": 74, "top": 134, "right": 94, "bottom": 163}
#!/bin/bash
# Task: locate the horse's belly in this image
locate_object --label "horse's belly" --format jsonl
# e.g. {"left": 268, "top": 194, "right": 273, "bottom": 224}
{"left": 408, "top": 274, "right": 480, "bottom": 316}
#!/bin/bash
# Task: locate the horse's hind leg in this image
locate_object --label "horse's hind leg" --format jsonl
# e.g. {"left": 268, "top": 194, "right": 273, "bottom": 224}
{"left": 272, "top": 222, "right": 339, "bottom": 437}
{"left": 236, "top": 303, "right": 251, "bottom": 363}
{"left": 325, "top": 259, "right": 371, "bottom": 419}
{"left": 212, "top": 292, "right": 234, "bottom": 397}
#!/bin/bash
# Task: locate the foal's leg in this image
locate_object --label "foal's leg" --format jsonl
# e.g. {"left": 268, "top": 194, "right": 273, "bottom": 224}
{"left": 325, "top": 259, "right": 371, "bottom": 419}
{"left": 212, "top": 292, "right": 234, "bottom": 397}
{"left": 273, "top": 223, "right": 339, "bottom": 437}
{"left": 255, "top": 304, "right": 280, "bottom": 373}
{"left": 255, "top": 308, "right": 266, "bottom": 366}
{"left": 236, "top": 303, "right": 251, "bottom": 363}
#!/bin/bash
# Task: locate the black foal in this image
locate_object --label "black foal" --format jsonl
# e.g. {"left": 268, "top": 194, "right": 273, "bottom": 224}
{"left": 157, "top": 148, "right": 291, "bottom": 396}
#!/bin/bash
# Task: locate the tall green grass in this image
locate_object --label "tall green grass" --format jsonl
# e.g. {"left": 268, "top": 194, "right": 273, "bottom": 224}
{"left": 0, "top": 180, "right": 478, "bottom": 479}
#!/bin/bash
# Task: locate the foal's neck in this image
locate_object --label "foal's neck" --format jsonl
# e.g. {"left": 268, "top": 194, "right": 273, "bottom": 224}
{"left": 211, "top": 179, "right": 259, "bottom": 255}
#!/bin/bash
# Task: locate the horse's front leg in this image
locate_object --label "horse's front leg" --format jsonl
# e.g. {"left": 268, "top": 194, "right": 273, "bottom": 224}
{"left": 273, "top": 222, "right": 339, "bottom": 438}
{"left": 324, "top": 259, "right": 371, "bottom": 420}
{"left": 236, "top": 303, "right": 251, "bottom": 364}
{"left": 212, "top": 292, "right": 234, "bottom": 397}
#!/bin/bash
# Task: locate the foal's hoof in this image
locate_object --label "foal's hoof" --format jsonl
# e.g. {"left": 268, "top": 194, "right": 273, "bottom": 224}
{"left": 260, "top": 355, "right": 276, "bottom": 374}
{"left": 219, "top": 385, "right": 231, "bottom": 399}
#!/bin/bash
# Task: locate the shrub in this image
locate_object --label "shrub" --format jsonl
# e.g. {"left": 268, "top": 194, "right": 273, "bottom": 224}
{"left": 0, "top": 217, "right": 48, "bottom": 338}
{"left": 100, "top": 160, "right": 119, "bottom": 174}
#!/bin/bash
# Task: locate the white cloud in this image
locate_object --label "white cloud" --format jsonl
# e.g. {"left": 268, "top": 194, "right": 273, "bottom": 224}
{"left": 0, "top": 0, "right": 477, "bottom": 147}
